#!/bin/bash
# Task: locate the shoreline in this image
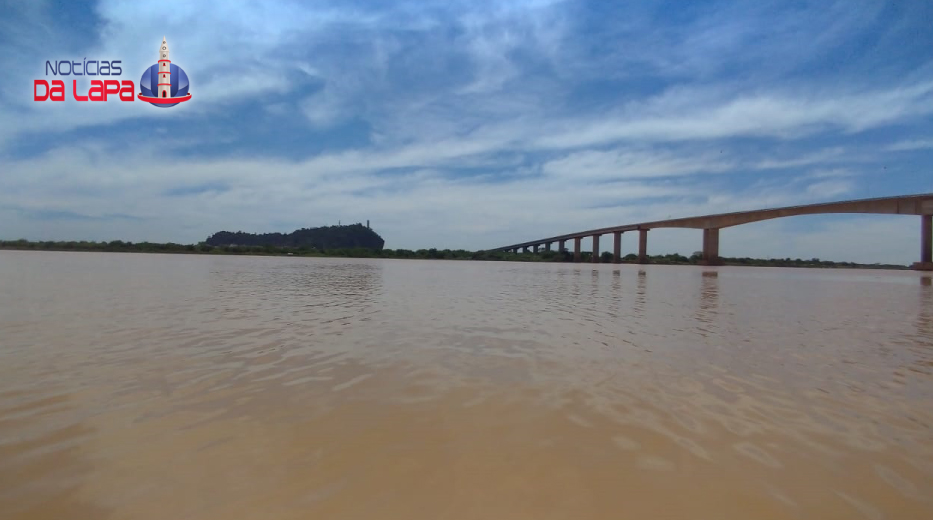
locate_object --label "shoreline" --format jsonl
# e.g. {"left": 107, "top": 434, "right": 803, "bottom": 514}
{"left": 0, "top": 243, "right": 912, "bottom": 270}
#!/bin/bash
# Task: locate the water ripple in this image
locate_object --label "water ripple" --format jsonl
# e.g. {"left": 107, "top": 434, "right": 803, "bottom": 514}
{"left": 1, "top": 252, "right": 931, "bottom": 519}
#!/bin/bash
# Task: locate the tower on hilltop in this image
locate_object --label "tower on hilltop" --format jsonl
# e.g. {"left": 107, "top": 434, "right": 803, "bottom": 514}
{"left": 158, "top": 37, "right": 171, "bottom": 98}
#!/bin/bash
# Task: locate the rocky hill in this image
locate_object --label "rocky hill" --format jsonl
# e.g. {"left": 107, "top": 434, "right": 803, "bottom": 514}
{"left": 205, "top": 223, "right": 385, "bottom": 250}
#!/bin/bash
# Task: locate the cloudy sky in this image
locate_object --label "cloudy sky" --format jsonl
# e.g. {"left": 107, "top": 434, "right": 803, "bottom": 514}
{"left": 1, "top": 0, "right": 932, "bottom": 263}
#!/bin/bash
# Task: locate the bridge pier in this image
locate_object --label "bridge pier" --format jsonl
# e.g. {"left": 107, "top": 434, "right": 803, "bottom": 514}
{"left": 613, "top": 231, "right": 622, "bottom": 264}
{"left": 700, "top": 228, "right": 723, "bottom": 266}
{"left": 638, "top": 229, "right": 649, "bottom": 264}
{"left": 545, "top": 242, "right": 551, "bottom": 252}
{"left": 914, "top": 214, "right": 933, "bottom": 271}
{"left": 573, "top": 237, "right": 582, "bottom": 262}
{"left": 559, "top": 240, "right": 566, "bottom": 253}
{"left": 592, "top": 235, "right": 600, "bottom": 263}
{"left": 523, "top": 246, "right": 529, "bottom": 254}
{"left": 534, "top": 244, "right": 539, "bottom": 254}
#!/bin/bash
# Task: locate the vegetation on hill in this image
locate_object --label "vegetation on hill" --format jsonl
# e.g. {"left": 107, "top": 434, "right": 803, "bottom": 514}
{"left": 0, "top": 239, "right": 909, "bottom": 269}
{"left": 205, "top": 223, "right": 384, "bottom": 250}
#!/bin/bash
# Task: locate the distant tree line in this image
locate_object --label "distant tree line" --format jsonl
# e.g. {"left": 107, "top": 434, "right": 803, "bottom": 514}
{"left": 0, "top": 239, "right": 909, "bottom": 269}
{"left": 0, "top": 239, "right": 201, "bottom": 253}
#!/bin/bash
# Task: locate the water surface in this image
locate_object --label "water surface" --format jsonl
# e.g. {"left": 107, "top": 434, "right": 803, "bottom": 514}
{"left": 1, "top": 251, "right": 932, "bottom": 519}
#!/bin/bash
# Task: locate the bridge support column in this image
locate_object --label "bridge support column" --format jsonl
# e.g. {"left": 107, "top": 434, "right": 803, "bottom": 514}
{"left": 592, "top": 235, "right": 600, "bottom": 263}
{"left": 913, "top": 214, "right": 933, "bottom": 271}
{"left": 700, "top": 228, "right": 723, "bottom": 266}
{"left": 638, "top": 229, "right": 649, "bottom": 264}
{"left": 534, "top": 244, "right": 539, "bottom": 254}
{"left": 545, "top": 242, "right": 551, "bottom": 252}
{"left": 613, "top": 231, "right": 622, "bottom": 264}
{"left": 559, "top": 240, "right": 566, "bottom": 253}
{"left": 523, "top": 246, "right": 529, "bottom": 254}
{"left": 573, "top": 237, "right": 582, "bottom": 263}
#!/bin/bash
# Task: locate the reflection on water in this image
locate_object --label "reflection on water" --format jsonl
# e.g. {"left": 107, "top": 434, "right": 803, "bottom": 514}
{"left": 917, "top": 277, "right": 933, "bottom": 375}
{"left": 698, "top": 270, "right": 719, "bottom": 324}
{"left": 633, "top": 269, "right": 647, "bottom": 321}
{"left": 1, "top": 251, "right": 932, "bottom": 520}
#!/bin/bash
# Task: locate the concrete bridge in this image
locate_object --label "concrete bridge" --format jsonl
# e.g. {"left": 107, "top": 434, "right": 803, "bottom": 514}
{"left": 492, "top": 193, "right": 933, "bottom": 270}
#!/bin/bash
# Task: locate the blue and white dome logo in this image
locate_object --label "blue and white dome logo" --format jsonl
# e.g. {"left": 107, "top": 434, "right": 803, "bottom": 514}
{"left": 138, "top": 37, "right": 191, "bottom": 107}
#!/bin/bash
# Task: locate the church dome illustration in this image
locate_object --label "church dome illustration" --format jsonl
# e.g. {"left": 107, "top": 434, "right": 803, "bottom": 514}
{"left": 138, "top": 37, "right": 192, "bottom": 107}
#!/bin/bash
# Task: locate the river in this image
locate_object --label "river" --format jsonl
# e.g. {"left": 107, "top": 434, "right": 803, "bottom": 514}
{"left": 1, "top": 251, "right": 931, "bottom": 519}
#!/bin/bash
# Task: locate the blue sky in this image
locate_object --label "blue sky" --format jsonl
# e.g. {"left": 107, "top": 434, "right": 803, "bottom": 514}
{"left": 1, "top": 0, "right": 932, "bottom": 263}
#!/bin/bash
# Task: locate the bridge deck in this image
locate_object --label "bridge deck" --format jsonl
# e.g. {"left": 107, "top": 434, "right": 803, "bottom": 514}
{"left": 493, "top": 193, "right": 933, "bottom": 251}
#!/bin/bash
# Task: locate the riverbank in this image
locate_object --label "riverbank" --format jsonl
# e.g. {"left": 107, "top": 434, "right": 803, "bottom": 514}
{"left": 0, "top": 239, "right": 911, "bottom": 270}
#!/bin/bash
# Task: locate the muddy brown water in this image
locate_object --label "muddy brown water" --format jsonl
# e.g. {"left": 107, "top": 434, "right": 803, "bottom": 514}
{"left": 1, "top": 251, "right": 931, "bottom": 519}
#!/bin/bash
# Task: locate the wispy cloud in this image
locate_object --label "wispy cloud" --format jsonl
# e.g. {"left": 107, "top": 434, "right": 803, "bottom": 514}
{"left": 529, "top": 83, "right": 933, "bottom": 149}
{"left": 541, "top": 148, "right": 735, "bottom": 180}
{"left": 885, "top": 138, "right": 933, "bottom": 152}
{"left": 805, "top": 179, "right": 853, "bottom": 198}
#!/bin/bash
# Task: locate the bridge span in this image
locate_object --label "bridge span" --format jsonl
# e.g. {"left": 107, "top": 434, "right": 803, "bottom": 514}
{"left": 491, "top": 193, "right": 933, "bottom": 270}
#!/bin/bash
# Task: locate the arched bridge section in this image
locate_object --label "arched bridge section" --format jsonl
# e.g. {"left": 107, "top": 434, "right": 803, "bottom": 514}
{"left": 491, "top": 193, "right": 933, "bottom": 270}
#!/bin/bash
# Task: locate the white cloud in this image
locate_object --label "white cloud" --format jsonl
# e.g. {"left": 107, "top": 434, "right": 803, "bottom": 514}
{"left": 806, "top": 168, "right": 853, "bottom": 179}
{"left": 805, "top": 179, "right": 853, "bottom": 198}
{"left": 754, "top": 148, "right": 848, "bottom": 170}
{"left": 530, "top": 83, "right": 933, "bottom": 149}
{"left": 542, "top": 148, "right": 734, "bottom": 180}
{"left": 885, "top": 139, "right": 933, "bottom": 152}
{"left": 299, "top": 88, "right": 348, "bottom": 128}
